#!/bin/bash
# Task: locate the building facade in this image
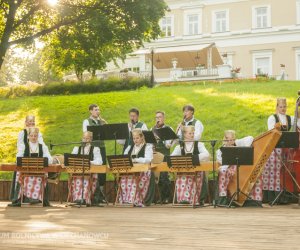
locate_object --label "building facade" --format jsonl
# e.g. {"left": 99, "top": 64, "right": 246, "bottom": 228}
{"left": 104, "top": 0, "right": 300, "bottom": 81}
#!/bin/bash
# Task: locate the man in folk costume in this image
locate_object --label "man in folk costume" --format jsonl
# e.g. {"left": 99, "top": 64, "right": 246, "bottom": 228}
{"left": 262, "top": 98, "right": 300, "bottom": 203}
{"left": 118, "top": 108, "right": 148, "bottom": 153}
{"left": 82, "top": 104, "right": 107, "bottom": 203}
{"left": 118, "top": 129, "right": 155, "bottom": 206}
{"left": 10, "top": 127, "right": 52, "bottom": 207}
{"left": 152, "top": 111, "right": 173, "bottom": 203}
{"left": 216, "top": 130, "right": 257, "bottom": 205}
{"left": 171, "top": 126, "right": 210, "bottom": 205}
{"left": 69, "top": 132, "right": 103, "bottom": 206}
{"left": 176, "top": 104, "right": 204, "bottom": 141}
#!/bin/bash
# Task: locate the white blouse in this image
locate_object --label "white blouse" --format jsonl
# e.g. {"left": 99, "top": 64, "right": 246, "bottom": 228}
{"left": 71, "top": 145, "right": 103, "bottom": 165}
{"left": 17, "top": 141, "right": 53, "bottom": 164}
{"left": 267, "top": 113, "right": 300, "bottom": 130}
{"left": 171, "top": 142, "right": 210, "bottom": 162}
{"left": 17, "top": 130, "right": 44, "bottom": 149}
{"left": 124, "top": 143, "right": 153, "bottom": 164}
{"left": 216, "top": 136, "right": 254, "bottom": 170}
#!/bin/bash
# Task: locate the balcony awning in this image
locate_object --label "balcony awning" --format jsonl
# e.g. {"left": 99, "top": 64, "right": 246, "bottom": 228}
{"left": 134, "top": 43, "right": 223, "bottom": 69}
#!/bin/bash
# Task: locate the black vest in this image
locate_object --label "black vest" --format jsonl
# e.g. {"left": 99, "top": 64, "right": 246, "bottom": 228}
{"left": 180, "top": 141, "right": 199, "bottom": 156}
{"left": 128, "top": 144, "right": 146, "bottom": 158}
{"left": 24, "top": 143, "right": 43, "bottom": 157}
{"left": 123, "top": 121, "right": 145, "bottom": 152}
{"left": 23, "top": 129, "right": 28, "bottom": 145}
{"left": 77, "top": 145, "right": 94, "bottom": 161}
{"left": 181, "top": 119, "right": 198, "bottom": 126}
{"left": 274, "top": 114, "right": 291, "bottom": 131}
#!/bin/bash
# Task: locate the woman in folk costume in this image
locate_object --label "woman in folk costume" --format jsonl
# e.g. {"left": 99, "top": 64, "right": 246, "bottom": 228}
{"left": 10, "top": 127, "right": 52, "bottom": 206}
{"left": 69, "top": 131, "right": 103, "bottom": 206}
{"left": 216, "top": 130, "right": 255, "bottom": 205}
{"left": 118, "top": 128, "right": 155, "bottom": 206}
{"left": 171, "top": 126, "right": 210, "bottom": 205}
{"left": 262, "top": 98, "right": 300, "bottom": 203}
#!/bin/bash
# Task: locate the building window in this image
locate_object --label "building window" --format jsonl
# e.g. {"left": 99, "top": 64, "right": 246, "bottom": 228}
{"left": 252, "top": 52, "right": 272, "bottom": 76}
{"left": 187, "top": 14, "right": 200, "bottom": 35}
{"left": 252, "top": 6, "right": 271, "bottom": 29}
{"left": 213, "top": 10, "right": 229, "bottom": 33}
{"left": 160, "top": 16, "right": 173, "bottom": 37}
{"left": 297, "top": 0, "right": 300, "bottom": 24}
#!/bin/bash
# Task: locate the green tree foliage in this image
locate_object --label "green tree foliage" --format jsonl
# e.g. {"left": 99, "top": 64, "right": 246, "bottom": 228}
{"left": 41, "top": 0, "right": 167, "bottom": 80}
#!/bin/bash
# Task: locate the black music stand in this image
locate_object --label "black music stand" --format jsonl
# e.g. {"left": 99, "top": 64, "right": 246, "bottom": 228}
{"left": 153, "top": 126, "right": 178, "bottom": 141}
{"left": 271, "top": 131, "right": 300, "bottom": 206}
{"left": 220, "top": 146, "right": 259, "bottom": 207}
{"left": 167, "top": 155, "right": 200, "bottom": 208}
{"left": 64, "top": 153, "right": 91, "bottom": 207}
{"left": 88, "top": 123, "right": 129, "bottom": 155}
{"left": 142, "top": 131, "right": 157, "bottom": 144}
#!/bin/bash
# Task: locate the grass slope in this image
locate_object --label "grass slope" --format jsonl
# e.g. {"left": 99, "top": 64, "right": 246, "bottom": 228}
{"left": 0, "top": 80, "right": 299, "bottom": 170}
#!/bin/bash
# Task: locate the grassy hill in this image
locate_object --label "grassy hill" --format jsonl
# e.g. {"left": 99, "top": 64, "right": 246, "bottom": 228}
{"left": 0, "top": 80, "right": 299, "bottom": 169}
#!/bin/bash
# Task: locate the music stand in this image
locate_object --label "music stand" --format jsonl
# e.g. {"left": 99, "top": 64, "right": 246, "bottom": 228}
{"left": 167, "top": 155, "right": 200, "bottom": 208}
{"left": 271, "top": 131, "right": 300, "bottom": 206}
{"left": 88, "top": 123, "right": 129, "bottom": 155}
{"left": 153, "top": 127, "right": 178, "bottom": 141}
{"left": 64, "top": 153, "right": 91, "bottom": 207}
{"left": 107, "top": 155, "right": 139, "bottom": 206}
{"left": 17, "top": 157, "right": 48, "bottom": 207}
{"left": 220, "top": 146, "right": 259, "bottom": 207}
{"left": 142, "top": 131, "right": 157, "bottom": 144}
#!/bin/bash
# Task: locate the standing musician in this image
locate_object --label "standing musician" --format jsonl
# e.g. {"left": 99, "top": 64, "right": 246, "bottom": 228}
{"left": 152, "top": 111, "right": 172, "bottom": 203}
{"left": 216, "top": 130, "right": 257, "bottom": 205}
{"left": 171, "top": 126, "right": 210, "bottom": 205}
{"left": 176, "top": 104, "right": 204, "bottom": 141}
{"left": 10, "top": 127, "right": 52, "bottom": 207}
{"left": 69, "top": 132, "right": 103, "bottom": 206}
{"left": 262, "top": 97, "right": 300, "bottom": 203}
{"left": 118, "top": 108, "right": 148, "bottom": 153}
{"left": 17, "top": 115, "right": 44, "bottom": 148}
{"left": 118, "top": 129, "right": 154, "bottom": 206}
{"left": 82, "top": 104, "right": 107, "bottom": 203}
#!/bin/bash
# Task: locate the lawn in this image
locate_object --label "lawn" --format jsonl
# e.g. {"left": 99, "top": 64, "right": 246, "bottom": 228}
{"left": 0, "top": 80, "right": 299, "bottom": 179}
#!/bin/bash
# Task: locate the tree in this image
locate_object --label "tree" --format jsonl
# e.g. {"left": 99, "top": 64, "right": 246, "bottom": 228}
{"left": 0, "top": 0, "right": 167, "bottom": 71}
{"left": 41, "top": 0, "right": 167, "bottom": 80}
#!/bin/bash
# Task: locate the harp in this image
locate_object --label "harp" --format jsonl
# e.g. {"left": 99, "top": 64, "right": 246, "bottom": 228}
{"left": 227, "top": 128, "right": 282, "bottom": 206}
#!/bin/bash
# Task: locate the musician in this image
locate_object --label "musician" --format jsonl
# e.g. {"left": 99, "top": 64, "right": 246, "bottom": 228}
{"left": 10, "top": 127, "right": 52, "bottom": 207}
{"left": 216, "top": 130, "right": 254, "bottom": 205}
{"left": 262, "top": 98, "right": 300, "bottom": 203}
{"left": 171, "top": 126, "right": 210, "bottom": 205}
{"left": 17, "top": 115, "right": 43, "bottom": 148}
{"left": 176, "top": 104, "right": 204, "bottom": 141}
{"left": 118, "top": 108, "right": 148, "bottom": 153}
{"left": 82, "top": 104, "right": 107, "bottom": 203}
{"left": 118, "top": 128, "right": 154, "bottom": 206}
{"left": 69, "top": 131, "right": 103, "bottom": 206}
{"left": 152, "top": 111, "right": 172, "bottom": 203}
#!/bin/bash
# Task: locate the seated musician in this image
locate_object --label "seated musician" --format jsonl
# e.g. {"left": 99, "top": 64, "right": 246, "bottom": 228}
{"left": 171, "top": 126, "right": 210, "bottom": 205}
{"left": 262, "top": 97, "right": 300, "bottom": 203}
{"left": 10, "top": 127, "right": 52, "bottom": 207}
{"left": 216, "top": 130, "right": 254, "bottom": 205}
{"left": 69, "top": 131, "right": 103, "bottom": 206}
{"left": 118, "top": 128, "right": 154, "bottom": 206}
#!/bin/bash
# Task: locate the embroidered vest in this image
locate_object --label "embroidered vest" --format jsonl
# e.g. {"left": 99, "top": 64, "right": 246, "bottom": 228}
{"left": 128, "top": 144, "right": 146, "bottom": 158}
{"left": 24, "top": 143, "right": 43, "bottom": 157}
{"left": 182, "top": 119, "right": 198, "bottom": 126}
{"left": 123, "top": 121, "right": 145, "bottom": 152}
{"left": 273, "top": 114, "right": 291, "bottom": 131}
{"left": 77, "top": 145, "right": 94, "bottom": 161}
{"left": 180, "top": 141, "right": 199, "bottom": 156}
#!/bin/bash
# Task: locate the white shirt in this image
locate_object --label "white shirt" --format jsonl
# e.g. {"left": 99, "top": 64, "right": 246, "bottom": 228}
{"left": 117, "top": 122, "right": 148, "bottom": 145}
{"left": 17, "top": 130, "right": 44, "bottom": 149}
{"left": 17, "top": 141, "right": 53, "bottom": 164}
{"left": 71, "top": 145, "right": 103, "bottom": 165}
{"left": 124, "top": 143, "right": 153, "bottom": 164}
{"left": 216, "top": 136, "right": 254, "bottom": 170}
{"left": 177, "top": 117, "right": 204, "bottom": 141}
{"left": 171, "top": 142, "right": 210, "bottom": 162}
{"left": 267, "top": 113, "right": 300, "bottom": 130}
